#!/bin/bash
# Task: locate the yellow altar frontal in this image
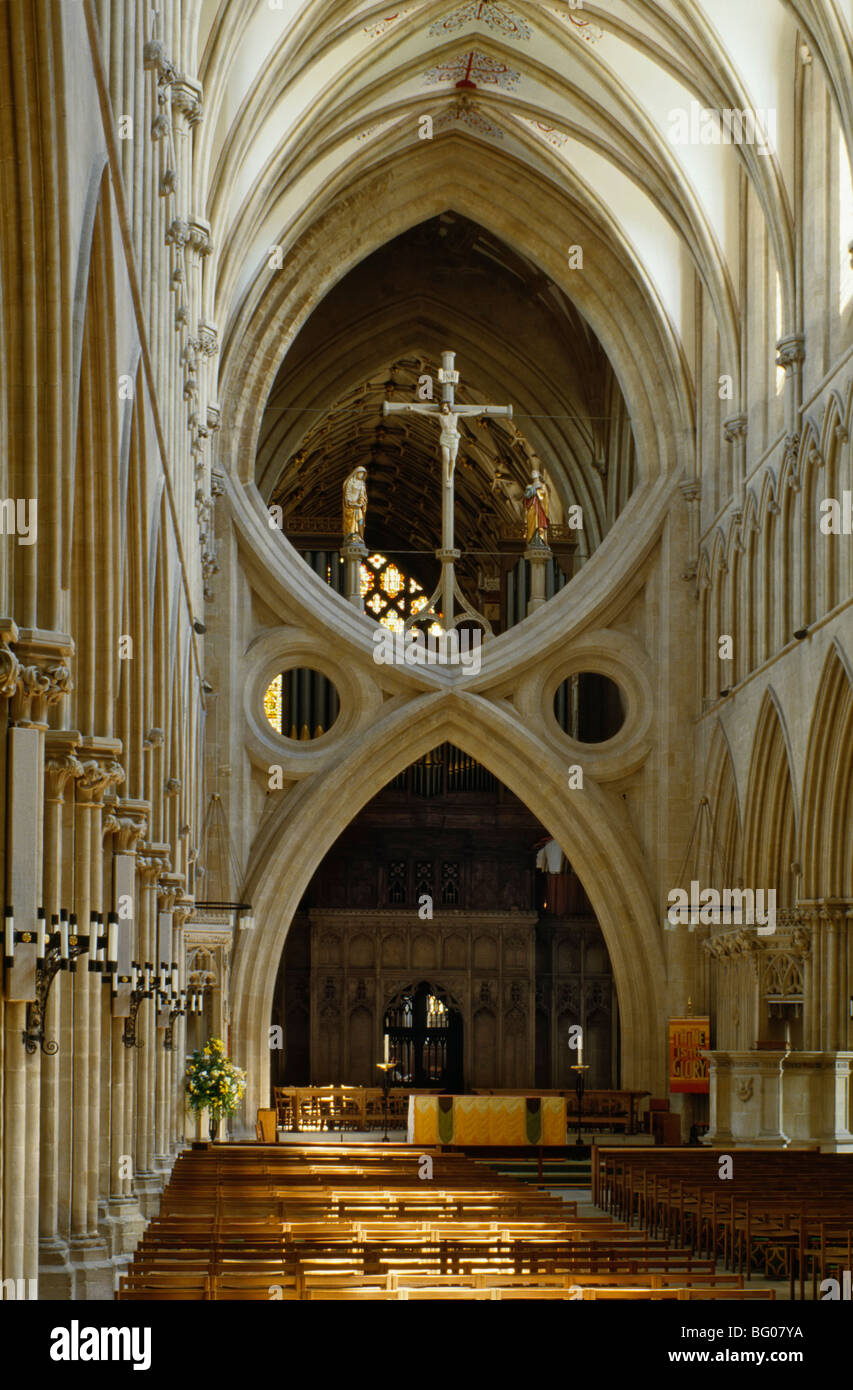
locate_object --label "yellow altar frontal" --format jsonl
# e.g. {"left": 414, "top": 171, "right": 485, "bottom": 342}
{"left": 408, "top": 1095, "right": 567, "bottom": 1146}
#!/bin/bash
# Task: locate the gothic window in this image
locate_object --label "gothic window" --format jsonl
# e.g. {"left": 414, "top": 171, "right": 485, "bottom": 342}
{"left": 440, "top": 861, "right": 460, "bottom": 905}
{"left": 415, "top": 861, "right": 434, "bottom": 898}
{"left": 387, "top": 860, "right": 407, "bottom": 905}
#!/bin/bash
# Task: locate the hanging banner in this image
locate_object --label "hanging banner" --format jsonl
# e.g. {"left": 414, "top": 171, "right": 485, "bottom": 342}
{"left": 669, "top": 1016, "right": 710, "bottom": 1093}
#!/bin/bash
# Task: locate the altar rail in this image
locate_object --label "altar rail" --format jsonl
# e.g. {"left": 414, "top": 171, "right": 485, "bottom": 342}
{"left": 273, "top": 1087, "right": 648, "bottom": 1134}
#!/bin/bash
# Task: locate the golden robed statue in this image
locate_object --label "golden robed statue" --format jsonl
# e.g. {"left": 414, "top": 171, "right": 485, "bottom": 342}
{"left": 524, "top": 467, "right": 550, "bottom": 546}
{"left": 342, "top": 466, "right": 368, "bottom": 541}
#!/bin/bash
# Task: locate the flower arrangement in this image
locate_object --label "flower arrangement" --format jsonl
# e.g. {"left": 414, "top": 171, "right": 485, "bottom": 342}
{"left": 185, "top": 1037, "right": 246, "bottom": 1139}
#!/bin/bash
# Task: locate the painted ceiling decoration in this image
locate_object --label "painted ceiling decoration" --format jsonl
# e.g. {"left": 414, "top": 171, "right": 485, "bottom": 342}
{"left": 520, "top": 117, "right": 570, "bottom": 148}
{"left": 428, "top": 2, "right": 532, "bottom": 41}
{"left": 545, "top": 4, "right": 604, "bottom": 43}
{"left": 433, "top": 99, "right": 505, "bottom": 138}
{"left": 202, "top": 0, "right": 852, "bottom": 583}
{"left": 423, "top": 49, "right": 522, "bottom": 89}
{"left": 363, "top": 8, "right": 419, "bottom": 38}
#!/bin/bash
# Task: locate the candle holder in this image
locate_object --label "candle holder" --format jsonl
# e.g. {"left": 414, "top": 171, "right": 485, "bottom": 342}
{"left": 163, "top": 990, "right": 187, "bottom": 1051}
{"left": 122, "top": 961, "right": 154, "bottom": 1049}
{"left": 570, "top": 1063, "right": 589, "bottom": 1148}
{"left": 1, "top": 906, "right": 98, "bottom": 1054}
{"left": 376, "top": 1060, "right": 396, "bottom": 1142}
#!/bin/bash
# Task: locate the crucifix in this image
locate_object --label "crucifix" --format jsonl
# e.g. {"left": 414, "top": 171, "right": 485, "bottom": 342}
{"left": 382, "top": 351, "right": 513, "bottom": 633}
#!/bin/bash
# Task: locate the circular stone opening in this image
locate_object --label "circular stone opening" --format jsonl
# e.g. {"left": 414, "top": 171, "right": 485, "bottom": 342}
{"left": 264, "top": 669, "right": 340, "bottom": 740}
{"left": 553, "top": 672, "right": 625, "bottom": 744}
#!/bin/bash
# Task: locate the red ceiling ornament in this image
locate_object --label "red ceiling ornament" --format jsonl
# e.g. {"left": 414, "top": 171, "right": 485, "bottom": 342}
{"left": 424, "top": 49, "right": 521, "bottom": 90}
{"left": 429, "top": 2, "right": 532, "bottom": 41}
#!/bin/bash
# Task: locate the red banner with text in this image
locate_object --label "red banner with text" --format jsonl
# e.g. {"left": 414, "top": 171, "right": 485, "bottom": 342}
{"left": 668, "top": 1017, "right": 710, "bottom": 1093}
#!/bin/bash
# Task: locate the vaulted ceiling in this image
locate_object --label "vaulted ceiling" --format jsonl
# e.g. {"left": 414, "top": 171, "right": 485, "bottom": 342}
{"left": 195, "top": 0, "right": 852, "bottom": 575}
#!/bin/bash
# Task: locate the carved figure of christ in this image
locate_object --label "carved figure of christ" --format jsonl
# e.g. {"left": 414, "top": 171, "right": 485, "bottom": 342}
{"left": 382, "top": 352, "right": 512, "bottom": 629}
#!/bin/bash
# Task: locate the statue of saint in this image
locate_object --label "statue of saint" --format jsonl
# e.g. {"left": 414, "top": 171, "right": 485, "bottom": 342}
{"left": 342, "top": 466, "right": 367, "bottom": 541}
{"left": 524, "top": 467, "right": 550, "bottom": 546}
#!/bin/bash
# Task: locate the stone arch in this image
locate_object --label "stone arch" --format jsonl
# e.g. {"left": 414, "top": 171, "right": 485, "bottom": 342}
{"left": 219, "top": 139, "right": 692, "bottom": 490}
{"left": 800, "top": 644, "right": 853, "bottom": 899}
{"left": 703, "top": 720, "right": 743, "bottom": 891}
{"left": 229, "top": 689, "right": 665, "bottom": 1127}
{"left": 742, "top": 691, "right": 798, "bottom": 904}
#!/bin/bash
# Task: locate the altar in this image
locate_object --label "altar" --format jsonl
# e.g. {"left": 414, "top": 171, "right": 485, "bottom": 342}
{"left": 408, "top": 1094, "right": 567, "bottom": 1146}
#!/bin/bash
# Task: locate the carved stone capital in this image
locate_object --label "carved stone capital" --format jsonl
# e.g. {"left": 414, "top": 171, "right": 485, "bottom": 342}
{"left": 141, "top": 841, "right": 172, "bottom": 881}
{"left": 775, "top": 334, "right": 805, "bottom": 370}
{"left": 9, "top": 629, "right": 74, "bottom": 726}
{"left": 44, "top": 730, "right": 83, "bottom": 803}
{"left": 158, "top": 872, "right": 185, "bottom": 914}
{"left": 173, "top": 894, "right": 195, "bottom": 927}
{"left": 171, "top": 75, "right": 203, "bottom": 126}
{"left": 0, "top": 634, "right": 21, "bottom": 698}
{"left": 196, "top": 321, "right": 219, "bottom": 357}
{"left": 113, "top": 798, "right": 150, "bottom": 855}
{"left": 164, "top": 778, "right": 182, "bottom": 798}
{"left": 145, "top": 728, "right": 165, "bottom": 750}
{"left": 723, "top": 414, "right": 747, "bottom": 445}
{"left": 187, "top": 218, "right": 213, "bottom": 257}
{"left": 77, "top": 749, "right": 125, "bottom": 807}
{"left": 679, "top": 481, "right": 701, "bottom": 504}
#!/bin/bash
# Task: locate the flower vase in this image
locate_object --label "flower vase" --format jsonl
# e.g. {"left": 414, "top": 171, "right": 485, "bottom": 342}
{"left": 208, "top": 1110, "right": 220, "bottom": 1143}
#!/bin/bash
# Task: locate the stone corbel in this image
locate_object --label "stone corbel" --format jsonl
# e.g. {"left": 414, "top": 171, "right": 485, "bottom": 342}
{"left": 170, "top": 75, "right": 203, "bottom": 127}
{"left": 197, "top": 322, "right": 218, "bottom": 358}
{"left": 187, "top": 218, "right": 213, "bottom": 258}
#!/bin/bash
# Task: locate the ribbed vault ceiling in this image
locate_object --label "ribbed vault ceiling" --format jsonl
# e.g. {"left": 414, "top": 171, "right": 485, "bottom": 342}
{"left": 196, "top": 0, "right": 852, "bottom": 581}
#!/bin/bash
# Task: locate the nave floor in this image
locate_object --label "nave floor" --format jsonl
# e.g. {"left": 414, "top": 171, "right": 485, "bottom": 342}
{"left": 116, "top": 1143, "right": 779, "bottom": 1301}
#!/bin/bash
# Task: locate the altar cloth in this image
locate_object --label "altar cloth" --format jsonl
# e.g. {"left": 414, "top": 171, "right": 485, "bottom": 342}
{"left": 407, "top": 1094, "right": 566, "bottom": 1146}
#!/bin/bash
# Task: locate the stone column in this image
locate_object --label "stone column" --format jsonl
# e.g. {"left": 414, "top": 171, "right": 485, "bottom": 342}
{"left": 99, "top": 799, "right": 148, "bottom": 1265}
{"left": 3, "top": 631, "right": 72, "bottom": 1289}
{"left": 68, "top": 743, "right": 123, "bottom": 1301}
{"left": 723, "top": 415, "right": 747, "bottom": 503}
{"left": 154, "top": 873, "right": 182, "bottom": 1172}
{"left": 38, "top": 732, "right": 81, "bottom": 1298}
{"left": 678, "top": 481, "right": 702, "bottom": 582}
{"left": 133, "top": 843, "right": 170, "bottom": 1216}
{"left": 525, "top": 541, "right": 552, "bottom": 616}
{"left": 342, "top": 537, "right": 367, "bottom": 611}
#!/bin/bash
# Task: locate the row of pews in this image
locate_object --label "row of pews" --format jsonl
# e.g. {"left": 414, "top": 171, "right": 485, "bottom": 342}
{"left": 116, "top": 1144, "right": 775, "bottom": 1301}
{"left": 595, "top": 1147, "right": 853, "bottom": 1299}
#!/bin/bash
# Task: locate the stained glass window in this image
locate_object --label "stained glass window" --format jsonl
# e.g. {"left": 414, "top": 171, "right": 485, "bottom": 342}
{"left": 360, "top": 553, "right": 442, "bottom": 633}
{"left": 263, "top": 674, "right": 282, "bottom": 729}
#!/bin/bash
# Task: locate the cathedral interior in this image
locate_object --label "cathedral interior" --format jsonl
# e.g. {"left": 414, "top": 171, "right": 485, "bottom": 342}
{"left": 0, "top": 0, "right": 851, "bottom": 1325}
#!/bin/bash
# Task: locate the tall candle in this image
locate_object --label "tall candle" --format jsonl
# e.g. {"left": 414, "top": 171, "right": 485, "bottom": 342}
{"left": 384, "top": 1033, "right": 389, "bottom": 1062}
{"left": 578, "top": 1035, "right": 583, "bottom": 1067}
{"left": 36, "top": 908, "right": 46, "bottom": 961}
